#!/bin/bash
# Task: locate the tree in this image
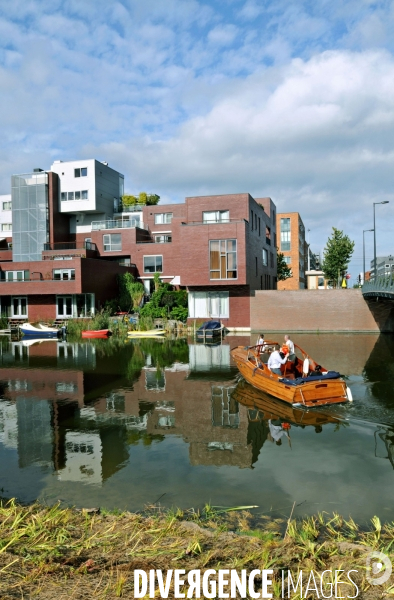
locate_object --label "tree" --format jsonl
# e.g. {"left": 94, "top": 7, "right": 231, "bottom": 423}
{"left": 321, "top": 228, "right": 355, "bottom": 288}
{"left": 118, "top": 273, "right": 145, "bottom": 311}
{"left": 121, "top": 193, "right": 160, "bottom": 207}
{"left": 277, "top": 251, "right": 292, "bottom": 281}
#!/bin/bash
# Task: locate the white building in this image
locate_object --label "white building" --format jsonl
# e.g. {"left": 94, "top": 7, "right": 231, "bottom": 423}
{"left": 0, "top": 194, "right": 12, "bottom": 240}
{"left": 50, "top": 159, "right": 125, "bottom": 237}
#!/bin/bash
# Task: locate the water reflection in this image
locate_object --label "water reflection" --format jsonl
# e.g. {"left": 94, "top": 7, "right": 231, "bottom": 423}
{"left": 1, "top": 333, "right": 394, "bottom": 520}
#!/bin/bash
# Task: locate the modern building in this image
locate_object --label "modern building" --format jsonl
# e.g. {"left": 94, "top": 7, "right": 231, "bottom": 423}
{"left": 276, "top": 212, "right": 306, "bottom": 290}
{"left": 0, "top": 160, "right": 277, "bottom": 328}
{"left": 370, "top": 255, "right": 394, "bottom": 278}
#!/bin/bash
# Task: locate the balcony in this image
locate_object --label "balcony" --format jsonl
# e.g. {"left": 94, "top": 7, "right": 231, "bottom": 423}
{"left": 117, "top": 204, "right": 146, "bottom": 213}
{"left": 42, "top": 241, "right": 98, "bottom": 260}
{"left": 91, "top": 219, "right": 146, "bottom": 231}
{"left": 44, "top": 242, "right": 97, "bottom": 251}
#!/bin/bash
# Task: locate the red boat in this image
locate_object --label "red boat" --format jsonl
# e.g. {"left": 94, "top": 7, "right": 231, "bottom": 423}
{"left": 81, "top": 329, "right": 112, "bottom": 338}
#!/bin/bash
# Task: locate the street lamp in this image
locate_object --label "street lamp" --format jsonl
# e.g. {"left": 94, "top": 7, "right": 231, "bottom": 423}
{"left": 373, "top": 201, "right": 389, "bottom": 280}
{"left": 363, "top": 229, "right": 374, "bottom": 284}
{"left": 307, "top": 229, "right": 311, "bottom": 271}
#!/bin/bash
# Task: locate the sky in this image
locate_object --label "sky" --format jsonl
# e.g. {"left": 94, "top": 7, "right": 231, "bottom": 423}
{"left": 1, "top": 0, "right": 394, "bottom": 281}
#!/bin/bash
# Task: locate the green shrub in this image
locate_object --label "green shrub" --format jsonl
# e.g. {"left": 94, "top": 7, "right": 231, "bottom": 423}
{"left": 170, "top": 306, "right": 188, "bottom": 322}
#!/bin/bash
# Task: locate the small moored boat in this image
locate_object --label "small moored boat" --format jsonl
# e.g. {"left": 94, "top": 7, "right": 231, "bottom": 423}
{"left": 196, "top": 320, "right": 224, "bottom": 341}
{"left": 127, "top": 329, "right": 165, "bottom": 338}
{"left": 230, "top": 342, "right": 352, "bottom": 408}
{"left": 19, "top": 323, "right": 61, "bottom": 338}
{"left": 81, "top": 329, "right": 112, "bottom": 338}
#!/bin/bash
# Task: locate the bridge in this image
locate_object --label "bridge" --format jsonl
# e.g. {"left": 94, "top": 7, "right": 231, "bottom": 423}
{"left": 362, "top": 277, "right": 394, "bottom": 300}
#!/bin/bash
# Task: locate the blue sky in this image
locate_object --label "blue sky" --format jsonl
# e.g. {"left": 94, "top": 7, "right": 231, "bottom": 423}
{"left": 1, "top": 0, "right": 394, "bottom": 279}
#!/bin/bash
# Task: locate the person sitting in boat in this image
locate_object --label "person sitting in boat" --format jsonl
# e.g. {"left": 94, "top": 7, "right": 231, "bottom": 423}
{"left": 267, "top": 345, "right": 288, "bottom": 375}
{"left": 284, "top": 335, "right": 296, "bottom": 361}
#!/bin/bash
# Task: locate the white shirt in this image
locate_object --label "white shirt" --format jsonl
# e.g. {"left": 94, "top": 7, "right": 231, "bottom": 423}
{"left": 269, "top": 420, "right": 289, "bottom": 442}
{"left": 257, "top": 337, "right": 266, "bottom": 348}
{"left": 286, "top": 339, "right": 295, "bottom": 354}
{"left": 268, "top": 350, "right": 287, "bottom": 370}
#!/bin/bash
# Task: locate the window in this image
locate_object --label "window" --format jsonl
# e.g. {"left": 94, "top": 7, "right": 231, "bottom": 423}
{"left": 262, "top": 248, "right": 268, "bottom": 266}
{"left": 154, "top": 213, "right": 173, "bottom": 224}
{"left": 12, "top": 297, "right": 27, "bottom": 317}
{"left": 251, "top": 210, "right": 254, "bottom": 230}
{"left": 144, "top": 255, "right": 163, "bottom": 273}
{"left": 1, "top": 223, "right": 12, "bottom": 231}
{"left": 258, "top": 217, "right": 261, "bottom": 236}
{"left": 103, "top": 233, "right": 121, "bottom": 251}
{"left": 202, "top": 210, "right": 229, "bottom": 223}
{"left": 255, "top": 256, "right": 258, "bottom": 276}
{"left": 82, "top": 190, "right": 88, "bottom": 199}
{"left": 74, "top": 167, "right": 87, "bottom": 177}
{"left": 61, "top": 192, "right": 66, "bottom": 201}
{"left": 270, "top": 252, "right": 274, "bottom": 268}
{"left": 61, "top": 190, "right": 88, "bottom": 201}
{"left": 57, "top": 296, "right": 73, "bottom": 317}
{"left": 266, "top": 225, "right": 271, "bottom": 245}
{"left": 75, "top": 191, "right": 81, "bottom": 200}
{"left": 53, "top": 269, "right": 75, "bottom": 281}
{"left": 68, "top": 192, "right": 74, "bottom": 201}
{"left": 188, "top": 291, "right": 229, "bottom": 318}
{"left": 283, "top": 256, "right": 291, "bottom": 264}
{"left": 3, "top": 270, "right": 29, "bottom": 281}
{"left": 210, "top": 239, "right": 237, "bottom": 279}
{"left": 280, "top": 217, "right": 291, "bottom": 251}
{"left": 155, "top": 235, "right": 172, "bottom": 243}
{"left": 2, "top": 201, "right": 11, "bottom": 211}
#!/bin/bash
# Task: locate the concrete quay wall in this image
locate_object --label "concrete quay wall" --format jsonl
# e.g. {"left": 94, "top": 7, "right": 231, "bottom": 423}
{"left": 250, "top": 289, "right": 394, "bottom": 332}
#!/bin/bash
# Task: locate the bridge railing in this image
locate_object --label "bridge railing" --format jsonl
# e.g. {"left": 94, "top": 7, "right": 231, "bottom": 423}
{"left": 362, "top": 275, "right": 394, "bottom": 297}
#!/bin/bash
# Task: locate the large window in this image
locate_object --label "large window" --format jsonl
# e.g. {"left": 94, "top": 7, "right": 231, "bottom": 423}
{"left": 280, "top": 217, "right": 291, "bottom": 251}
{"left": 53, "top": 269, "right": 75, "bottom": 281}
{"left": 12, "top": 297, "right": 27, "bottom": 318}
{"left": 3, "top": 270, "right": 29, "bottom": 281}
{"left": 154, "top": 213, "right": 173, "bottom": 224}
{"left": 144, "top": 255, "right": 163, "bottom": 273}
{"left": 74, "top": 167, "right": 87, "bottom": 177}
{"left": 262, "top": 248, "right": 268, "bottom": 266}
{"left": 61, "top": 190, "right": 88, "bottom": 201}
{"left": 103, "top": 233, "right": 121, "bottom": 251}
{"left": 209, "top": 239, "right": 237, "bottom": 279}
{"left": 188, "top": 291, "right": 229, "bottom": 318}
{"left": 2, "top": 201, "right": 11, "bottom": 211}
{"left": 1, "top": 223, "right": 12, "bottom": 231}
{"left": 202, "top": 210, "right": 229, "bottom": 223}
{"left": 57, "top": 296, "right": 73, "bottom": 317}
{"left": 155, "top": 235, "right": 172, "bottom": 243}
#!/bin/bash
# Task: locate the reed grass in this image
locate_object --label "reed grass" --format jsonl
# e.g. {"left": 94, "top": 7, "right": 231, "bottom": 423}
{"left": 0, "top": 499, "right": 393, "bottom": 599}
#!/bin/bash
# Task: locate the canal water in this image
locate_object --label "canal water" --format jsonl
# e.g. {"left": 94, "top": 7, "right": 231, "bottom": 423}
{"left": 0, "top": 332, "right": 394, "bottom": 523}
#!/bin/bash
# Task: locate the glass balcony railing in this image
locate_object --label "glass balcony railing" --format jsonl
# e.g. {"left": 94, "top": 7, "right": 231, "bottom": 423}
{"left": 91, "top": 219, "right": 144, "bottom": 230}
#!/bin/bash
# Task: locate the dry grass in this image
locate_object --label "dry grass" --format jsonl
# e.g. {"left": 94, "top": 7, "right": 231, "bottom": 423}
{"left": 0, "top": 499, "right": 393, "bottom": 599}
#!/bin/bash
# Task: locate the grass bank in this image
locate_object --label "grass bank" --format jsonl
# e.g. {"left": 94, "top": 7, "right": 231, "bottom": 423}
{"left": 0, "top": 499, "right": 393, "bottom": 599}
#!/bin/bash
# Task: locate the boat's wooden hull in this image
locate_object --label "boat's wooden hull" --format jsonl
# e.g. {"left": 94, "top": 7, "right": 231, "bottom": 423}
{"left": 82, "top": 329, "right": 112, "bottom": 338}
{"left": 231, "top": 346, "right": 348, "bottom": 407}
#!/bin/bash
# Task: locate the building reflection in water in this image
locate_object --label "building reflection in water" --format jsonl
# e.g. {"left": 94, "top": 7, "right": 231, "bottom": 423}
{"left": 2, "top": 335, "right": 394, "bottom": 494}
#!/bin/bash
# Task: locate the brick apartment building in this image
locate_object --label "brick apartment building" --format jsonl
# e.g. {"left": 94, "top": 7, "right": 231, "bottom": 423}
{"left": 0, "top": 160, "right": 277, "bottom": 328}
{"left": 276, "top": 212, "right": 306, "bottom": 290}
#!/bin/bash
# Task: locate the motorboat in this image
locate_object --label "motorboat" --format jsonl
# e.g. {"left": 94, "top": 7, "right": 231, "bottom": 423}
{"left": 196, "top": 320, "right": 224, "bottom": 341}
{"left": 81, "top": 329, "right": 112, "bottom": 338}
{"left": 19, "top": 323, "right": 61, "bottom": 338}
{"left": 230, "top": 342, "right": 352, "bottom": 408}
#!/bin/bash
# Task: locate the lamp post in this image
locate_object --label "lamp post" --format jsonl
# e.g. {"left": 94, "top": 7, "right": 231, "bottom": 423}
{"left": 363, "top": 229, "right": 373, "bottom": 284}
{"left": 307, "top": 229, "right": 311, "bottom": 271}
{"left": 373, "top": 201, "right": 389, "bottom": 280}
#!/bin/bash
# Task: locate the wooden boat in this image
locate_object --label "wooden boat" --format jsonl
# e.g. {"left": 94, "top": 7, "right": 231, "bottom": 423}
{"left": 196, "top": 320, "right": 224, "bottom": 341}
{"left": 19, "top": 323, "right": 61, "bottom": 338}
{"left": 230, "top": 342, "right": 352, "bottom": 407}
{"left": 127, "top": 329, "right": 165, "bottom": 337}
{"left": 231, "top": 380, "right": 342, "bottom": 427}
{"left": 81, "top": 329, "right": 112, "bottom": 338}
